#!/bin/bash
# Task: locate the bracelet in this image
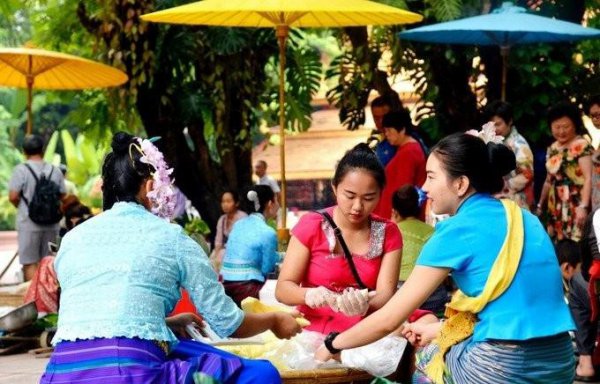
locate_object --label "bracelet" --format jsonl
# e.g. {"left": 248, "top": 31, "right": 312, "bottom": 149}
{"left": 324, "top": 332, "right": 342, "bottom": 354}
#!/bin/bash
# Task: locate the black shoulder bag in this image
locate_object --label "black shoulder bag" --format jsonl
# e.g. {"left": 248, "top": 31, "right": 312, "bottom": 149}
{"left": 318, "top": 210, "right": 367, "bottom": 289}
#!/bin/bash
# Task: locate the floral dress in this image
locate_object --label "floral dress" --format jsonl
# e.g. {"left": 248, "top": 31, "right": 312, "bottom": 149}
{"left": 498, "top": 127, "right": 535, "bottom": 210}
{"left": 545, "top": 137, "right": 593, "bottom": 241}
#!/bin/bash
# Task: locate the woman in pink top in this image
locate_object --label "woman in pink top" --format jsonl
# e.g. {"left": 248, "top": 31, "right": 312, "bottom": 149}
{"left": 276, "top": 143, "right": 403, "bottom": 334}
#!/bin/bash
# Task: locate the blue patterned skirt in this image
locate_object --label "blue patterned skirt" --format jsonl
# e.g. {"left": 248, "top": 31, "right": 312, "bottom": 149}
{"left": 413, "top": 333, "right": 575, "bottom": 384}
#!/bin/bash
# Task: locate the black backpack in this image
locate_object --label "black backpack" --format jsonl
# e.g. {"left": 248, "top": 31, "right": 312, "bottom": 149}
{"left": 21, "top": 164, "right": 63, "bottom": 225}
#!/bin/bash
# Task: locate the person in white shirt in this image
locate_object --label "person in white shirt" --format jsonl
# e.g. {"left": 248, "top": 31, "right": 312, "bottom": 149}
{"left": 254, "top": 160, "right": 281, "bottom": 203}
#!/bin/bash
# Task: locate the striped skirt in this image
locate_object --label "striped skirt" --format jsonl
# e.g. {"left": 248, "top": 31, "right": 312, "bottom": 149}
{"left": 413, "top": 333, "right": 575, "bottom": 384}
{"left": 40, "top": 338, "right": 281, "bottom": 384}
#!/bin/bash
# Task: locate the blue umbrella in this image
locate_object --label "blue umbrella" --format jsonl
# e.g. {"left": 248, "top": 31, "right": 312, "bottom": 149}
{"left": 400, "top": 1, "right": 600, "bottom": 100}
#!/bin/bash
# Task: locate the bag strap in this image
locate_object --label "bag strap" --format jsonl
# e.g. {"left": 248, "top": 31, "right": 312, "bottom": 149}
{"left": 20, "top": 163, "right": 40, "bottom": 206}
{"left": 318, "top": 210, "right": 367, "bottom": 289}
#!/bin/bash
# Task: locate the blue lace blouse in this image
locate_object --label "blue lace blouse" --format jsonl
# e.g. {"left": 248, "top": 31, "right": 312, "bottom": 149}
{"left": 53, "top": 202, "right": 244, "bottom": 346}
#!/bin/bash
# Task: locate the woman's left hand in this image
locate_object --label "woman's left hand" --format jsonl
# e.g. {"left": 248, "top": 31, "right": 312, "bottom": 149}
{"left": 575, "top": 206, "right": 588, "bottom": 229}
{"left": 166, "top": 312, "right": 204, "bottom": 339}
{"left": 315, "top": 344, "right": 338, "bottom": 362}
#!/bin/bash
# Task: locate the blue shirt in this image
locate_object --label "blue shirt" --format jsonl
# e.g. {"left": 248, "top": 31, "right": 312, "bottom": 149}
{"left": 375, "top": 139, "right": 397, "bottom": 167}
{"left": 53, "top": 202, "right": 244, "bottom": 346}
{"left": 417, "top": 194, "right": 574, "bottom": 341}
{"left": 221, "top": 213, "right": 278, "bottom": 283}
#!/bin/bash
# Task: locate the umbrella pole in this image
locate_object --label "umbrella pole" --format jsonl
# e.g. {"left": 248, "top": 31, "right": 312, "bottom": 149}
{"left": 500, "top": 46, "right": 509, "bottom": 102}
{"left": 276, "top": 25, "right": 290, "bottom": 243}
{"left": 26, "top": 55, "right": 33, "bottom": 135}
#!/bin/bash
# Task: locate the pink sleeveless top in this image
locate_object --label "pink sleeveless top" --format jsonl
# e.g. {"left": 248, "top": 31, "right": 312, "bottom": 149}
{"left": 291, "top": 206, "right": 402, "bottom": 334}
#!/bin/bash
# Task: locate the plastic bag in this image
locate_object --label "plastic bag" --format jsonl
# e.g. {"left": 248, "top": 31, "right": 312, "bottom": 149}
{"left": 341, "top": 335, "right": 407, "bottom": 377}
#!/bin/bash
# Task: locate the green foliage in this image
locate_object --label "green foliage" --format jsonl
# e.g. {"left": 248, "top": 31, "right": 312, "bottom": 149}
{"left": 425, "top": 0, "right": 463, "bottom": 21}
{"left": 0, "top": 112, "right": 23, "bottom": 230}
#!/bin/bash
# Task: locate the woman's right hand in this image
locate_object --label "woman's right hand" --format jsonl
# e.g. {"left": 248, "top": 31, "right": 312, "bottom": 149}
{"left": 271, "top": 312, "right": 302, "bottom": 339}
{"left": 305, "top": 286, "right": 338, "bottom": 309}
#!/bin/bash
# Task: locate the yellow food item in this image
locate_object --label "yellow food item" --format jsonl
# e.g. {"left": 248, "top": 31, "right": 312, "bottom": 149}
{"left": 241, "top": 297, "right": 310, "bottom": 327}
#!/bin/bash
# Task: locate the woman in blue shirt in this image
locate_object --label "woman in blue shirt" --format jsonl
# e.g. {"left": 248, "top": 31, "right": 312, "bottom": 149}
{"left": 222, "top": 185, "right": 279, "bottom": 306}
{"left": 41, "top": 132, "right": 301, "bottom": 384}
{"left": 315, "top": 129, "right": 575, "bottom": 383}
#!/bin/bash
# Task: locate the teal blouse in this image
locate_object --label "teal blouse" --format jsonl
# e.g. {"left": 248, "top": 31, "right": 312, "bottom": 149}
{"left": 417, "top": 194, "right": 574, "bottom": 341}
{"left": 53, "top": 202, "right": 244, "bottom": 346}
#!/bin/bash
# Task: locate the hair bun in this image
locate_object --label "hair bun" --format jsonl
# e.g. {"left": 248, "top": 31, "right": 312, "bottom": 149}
{"left": 487, "top": 142, "right": 516, "bottom": 177}
{"left": 111, "top": 132, "right": 135, "bottom": 155}
{"left": 352, "top": 143, "right": 374, "bottom": 154}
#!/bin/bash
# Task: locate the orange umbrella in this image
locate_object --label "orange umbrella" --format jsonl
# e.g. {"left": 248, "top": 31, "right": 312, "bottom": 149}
{"left": 0, "top": 47, "right": 128, "bottom": 134}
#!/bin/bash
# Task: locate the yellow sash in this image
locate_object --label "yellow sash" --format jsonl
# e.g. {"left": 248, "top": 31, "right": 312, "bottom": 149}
{"left": 425, "top": 199, "right": 524, "bottom": 384}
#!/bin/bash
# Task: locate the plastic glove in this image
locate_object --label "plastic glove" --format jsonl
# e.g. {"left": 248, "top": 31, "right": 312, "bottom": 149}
{"left": 334, "top": 288, "right": 372, "bottom": 317}
{"left": 305, "top": 286, "right": 338, "bottom": 309}
{"left": 589, "top": 260, "right": 600, "bottom": 321}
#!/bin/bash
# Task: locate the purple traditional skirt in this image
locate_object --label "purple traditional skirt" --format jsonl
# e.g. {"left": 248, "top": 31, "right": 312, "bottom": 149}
{"left": 40, "top": 338, "right": 280, "bottom": 384}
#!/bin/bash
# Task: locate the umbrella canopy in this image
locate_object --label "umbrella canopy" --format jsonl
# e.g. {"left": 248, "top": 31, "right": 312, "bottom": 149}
{"left": 141, "top": 0, "right": 422, "bottom": 232}
{"left": 140, "top": 0, "right": 422, "bottom": 27}
{"left": 400, "top": 1, "right": 600, "bottom": 100}
{"left": 0, "top": 47, "right": 128, "bottom": 134}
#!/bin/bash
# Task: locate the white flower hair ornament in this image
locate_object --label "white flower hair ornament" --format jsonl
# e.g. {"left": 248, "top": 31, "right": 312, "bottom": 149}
{"left": 129, "top": 137, "right": 176, "bottom": 219}
{"left": 465, "top": 121, "right": 504, "bottom": 144}
{"left": 247, "top": 190, "right": 260, "bottom": 212}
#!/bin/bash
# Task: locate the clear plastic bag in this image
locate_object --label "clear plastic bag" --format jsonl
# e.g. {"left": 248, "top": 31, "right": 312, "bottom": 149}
{"left": 341, "top": 335, "right": 407, "bottom": 377}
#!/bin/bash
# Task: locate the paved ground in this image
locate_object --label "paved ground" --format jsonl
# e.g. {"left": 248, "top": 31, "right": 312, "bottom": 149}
{"left": 0, "top": 353, "right": 48, "bottom": 383}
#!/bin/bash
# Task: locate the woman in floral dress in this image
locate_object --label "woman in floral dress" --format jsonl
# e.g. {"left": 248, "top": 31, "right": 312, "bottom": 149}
{"left": 537, "top": 102, "right": 593, "bottom": 241}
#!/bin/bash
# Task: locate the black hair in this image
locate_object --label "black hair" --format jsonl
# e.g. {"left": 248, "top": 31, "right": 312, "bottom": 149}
{"left": 371, "top": 91, "right": 403, "bottom": 111}
{"left": 222, "top": 189, "right": 240, "bottom": 203}
{"left": 587, "top": 95, "right": 600, "bottom": 112}
{"left": 333, "top": 143, "right": 385, "bottom": 190}
{"left": 547, "top": 102, "right": 586, "bottom": 135}
{"left": 392, "top": 184, "right": 420, "bottom": 218}
{"left": 101, "top": 132, "right": 154, "bottom": 211}
{"left": 431, "top": 133, "right": 516, "bottom": 195}
{"left": 23, "top": 134, "right": 44, "bottom": 156}
{"left": 382, "top": 109, "right": 414, "bottom": 134}
{"left": 483, "top": 100, "right": 513, "bottom": 124}
{"left": 65, "top": 203, "right": 92, "bottom": 231}
{"left": 242, "top": 185, "right": 275, "bottom": 214}
{"left": 555, "top": 239, "right": 581, "bottom": 268}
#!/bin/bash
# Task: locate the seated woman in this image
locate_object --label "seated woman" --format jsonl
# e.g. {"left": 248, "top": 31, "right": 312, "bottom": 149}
{"left": 41, "top": 132, "right": 301, "bottom": 384}
{"left": 212, "top": 189, "right": 247, "bottom": 272}
{"left": 276, "top": 143, "right": 434, "bottom": 336}
{"left": 391, "top": 185, "right": 448, "bottom": 315}
{"left": 220, "top": 185, "right": 279, "bottom": 307}
{"left": 316, "top": 129, "right": 575, "bottom": 383}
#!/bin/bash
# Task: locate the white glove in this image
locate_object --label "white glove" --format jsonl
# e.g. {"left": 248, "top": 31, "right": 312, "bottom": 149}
{"left": 334, "top": 288, "right": 371, "bottom": 317}
{"left": 305, "top": 286, "right": 338, "bottom": 309}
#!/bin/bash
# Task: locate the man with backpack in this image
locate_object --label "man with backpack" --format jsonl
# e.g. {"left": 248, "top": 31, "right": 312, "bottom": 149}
{"left": 8, "top": 134, "right": 66, "bottom": 281}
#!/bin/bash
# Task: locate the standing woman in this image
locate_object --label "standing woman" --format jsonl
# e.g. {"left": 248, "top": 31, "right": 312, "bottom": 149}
{"left": 221, "top": 185, "right": 280, "bottom": 306}
{"left": 41, "top": 132, "right": 301, "bottom": 384}
{"left": 213, "top": 190, "right": 247, "bottom": 271}
{"left": 276, "top": 143, "right": 404, "bottom": 335}
{"left": 537, "top": 102, "right": 593, "bottom": 241}
{"left": 484, "top": 100, "right": 535, "bottom": 210}
{"left": 373, "top": 109, "right": 426, "bottom": 219}
{"left": 315, "top": 131, "right": 575, "bottom": 383}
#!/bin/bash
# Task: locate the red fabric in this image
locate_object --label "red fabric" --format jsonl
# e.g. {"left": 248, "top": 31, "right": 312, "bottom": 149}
{"left": 407, "top": 309, "right": 433, "bottom": 323}
{"left": 169, "top": 289, "right": 200, "bottom": 317}
{"left": 589, "top": 260, "right": 600, "bottom": 321}
{"left": 24, "top": 256, "right": 59, "bottom": 313}
{"left": 374, "top": 141, "right": 426, "bottom": 219}
{"left": 292, "top": 207, "right": 402, "bottom": 334}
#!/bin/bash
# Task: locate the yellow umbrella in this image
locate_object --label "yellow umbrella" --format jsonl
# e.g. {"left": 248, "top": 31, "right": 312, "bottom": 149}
{"left": 0, "top": 47, "right": 129, "bottom": 135}
{"left": 141, "top": 0, "right": 422, "bottom": 233}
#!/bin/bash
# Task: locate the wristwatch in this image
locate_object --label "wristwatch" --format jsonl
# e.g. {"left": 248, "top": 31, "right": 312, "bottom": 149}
{"left": 324, "top": 331, "right": 342, "bottom": 354}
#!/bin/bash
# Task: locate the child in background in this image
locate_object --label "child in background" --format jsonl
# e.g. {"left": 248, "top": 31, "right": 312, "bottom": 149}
{"left": 556, "top": 239, "right": 597, "bottom": 382}
{"left": 392, "top": 184, "right": 448, "bottom": 315}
